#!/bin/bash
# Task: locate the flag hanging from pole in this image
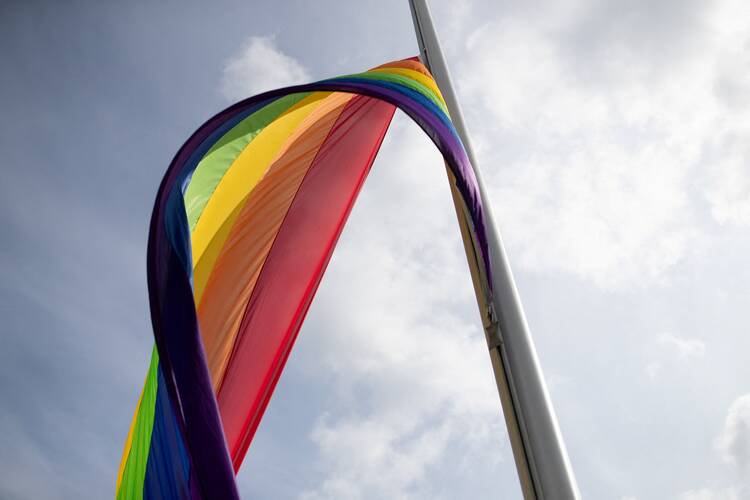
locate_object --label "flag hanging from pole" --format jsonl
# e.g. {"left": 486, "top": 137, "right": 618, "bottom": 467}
{"left": 116, "top": 58, "right": 491, "bottom": 500}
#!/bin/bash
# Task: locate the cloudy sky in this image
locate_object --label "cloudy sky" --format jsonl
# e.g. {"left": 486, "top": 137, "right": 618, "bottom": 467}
{"left": 1, "top": 0, "right": 749, "bottom": 498}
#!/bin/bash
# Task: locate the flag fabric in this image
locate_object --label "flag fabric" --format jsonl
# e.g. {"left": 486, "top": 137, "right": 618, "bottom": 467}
{"left": 116, "top": 58, "right": 491, "bottom": 499}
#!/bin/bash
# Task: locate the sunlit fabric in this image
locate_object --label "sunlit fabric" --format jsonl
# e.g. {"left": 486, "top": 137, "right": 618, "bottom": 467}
{"left": 116, "top": 58, "right": 490, "bottom": 499}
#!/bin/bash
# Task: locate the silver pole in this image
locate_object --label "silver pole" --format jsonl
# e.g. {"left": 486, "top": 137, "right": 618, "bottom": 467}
{"left": 407, "top": 1, "right": 580, "bottom": 498}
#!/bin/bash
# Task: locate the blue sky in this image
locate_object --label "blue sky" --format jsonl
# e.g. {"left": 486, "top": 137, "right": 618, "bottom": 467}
{"left": 1, "top": 0, "right": 749, "bottom": 498}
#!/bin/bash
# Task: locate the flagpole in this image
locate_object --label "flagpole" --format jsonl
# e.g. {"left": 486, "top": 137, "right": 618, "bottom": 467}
{"left": 407, "top": 1, "right": 580, "bottom": 498}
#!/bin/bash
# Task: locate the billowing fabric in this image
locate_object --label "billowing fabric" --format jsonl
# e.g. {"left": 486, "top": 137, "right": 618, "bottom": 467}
{"left": 117, "top": 58, "right": 490, "bottom": 499}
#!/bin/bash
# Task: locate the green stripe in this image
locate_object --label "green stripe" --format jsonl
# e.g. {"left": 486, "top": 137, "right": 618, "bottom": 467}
{"left": 184, "top": 92, "right": 311, "bottom": 232}
{"left": 339, "top": 71, "right": 450, "bottom": 116}
{"left": 117, "top": 347, "right": 160, "bottom": 500}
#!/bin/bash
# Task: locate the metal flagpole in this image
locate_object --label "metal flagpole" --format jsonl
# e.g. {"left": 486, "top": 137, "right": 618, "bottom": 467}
{"left": 407, "top": 1, "right": 581, "bottom": 498}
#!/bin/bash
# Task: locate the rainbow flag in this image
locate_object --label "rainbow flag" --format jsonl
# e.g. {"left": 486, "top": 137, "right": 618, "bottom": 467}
{"left": 116, "top": 58, "right": 490, "bottom": 499}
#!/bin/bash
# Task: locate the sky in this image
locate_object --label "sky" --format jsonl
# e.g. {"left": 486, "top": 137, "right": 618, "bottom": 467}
{"left": 1, "top": 0, "right": 749, "bottom": 499}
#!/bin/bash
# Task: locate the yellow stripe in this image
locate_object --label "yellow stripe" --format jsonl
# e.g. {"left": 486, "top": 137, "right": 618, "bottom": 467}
{"left": 192, "top": 201, "right": 246, "bottom": 306}
{"left": 115, "top": 379, "right": 146, "bottom": 493}
{"left": 190, "top": 92, "right": 329, "bottom": 273}
{"left": 367, "top": 67, "right": 446, "bottom": 104}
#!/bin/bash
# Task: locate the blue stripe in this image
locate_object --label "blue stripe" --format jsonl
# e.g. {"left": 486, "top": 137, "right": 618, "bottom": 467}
{"left": 143, "top": 366, "right": 193, "bottom": 499}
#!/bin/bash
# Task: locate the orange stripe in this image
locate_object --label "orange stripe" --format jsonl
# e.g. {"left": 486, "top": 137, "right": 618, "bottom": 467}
{"left": 192, "top": 93, "right": 330, "bottom": 303}
{"left": 373, "top": 58, "right": 434, "bottom": 78}
{"left": 196, "top": 92, "right": 353, "bottom": 388}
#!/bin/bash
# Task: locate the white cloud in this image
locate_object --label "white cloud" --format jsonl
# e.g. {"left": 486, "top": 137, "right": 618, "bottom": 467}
{"left": 702, "top": 0, "right": 750, "bottom": 228}
{"left": 297, "top": 116, "right": 507, "bottom": 499}
{"left": 705, "top": 145, "right": 750, "bottom": 227}
{"left": 683, "top": 395, "right": 750, "bottom": 500}
{"left": 455, "top": 0, "right": 750, "bottom": 289}
{"left": 645, "top": 334, "right": 704, "bottom": 382}
{"left": 220, "top": 36, "right": 310, "bottom": 101}
{"left": 657, "top": 333, "right": 706, "bottom": 361}
{"left": 716, "top": 394, "right": 750, "bottom": 470}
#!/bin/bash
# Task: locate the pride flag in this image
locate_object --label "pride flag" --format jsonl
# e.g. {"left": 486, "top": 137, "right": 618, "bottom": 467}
{"left": 116, "top": 58, "right": 490, "bottom": 499}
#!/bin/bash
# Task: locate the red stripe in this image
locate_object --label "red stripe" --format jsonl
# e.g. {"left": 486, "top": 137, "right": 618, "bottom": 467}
{"left": 215, "top": 95, "right": 396, "bottom": 469}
